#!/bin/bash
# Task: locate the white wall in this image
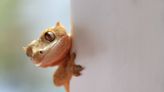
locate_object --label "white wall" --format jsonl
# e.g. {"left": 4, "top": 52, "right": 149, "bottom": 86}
{"left": 71, "top": 0, "right": 164, "bottom": 92}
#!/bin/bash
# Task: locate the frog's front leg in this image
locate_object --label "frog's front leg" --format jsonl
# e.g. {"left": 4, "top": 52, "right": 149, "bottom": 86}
{"left": 53, "top": 52, "right": 84, "bottom": 92}
{"left": 70, "top": 53, "right": 84, "bottom": 77}
{"left": 63, "top": 52, "right": 84, "bottom": 92}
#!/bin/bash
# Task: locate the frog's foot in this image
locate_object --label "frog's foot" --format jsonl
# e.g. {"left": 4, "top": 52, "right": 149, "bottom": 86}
{"left": 72, "top": 65, "right": 84, "bottom": 77}
{"left": 70, "top": 52, "right": 84, "bottom": 76}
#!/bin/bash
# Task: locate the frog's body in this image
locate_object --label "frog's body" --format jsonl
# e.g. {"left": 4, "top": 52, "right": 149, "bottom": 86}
{"left": 24, "top": 22, "right": 83, "bottom": 92}
{"left": 54, "top": 52, "right": 83, "bottom": 92}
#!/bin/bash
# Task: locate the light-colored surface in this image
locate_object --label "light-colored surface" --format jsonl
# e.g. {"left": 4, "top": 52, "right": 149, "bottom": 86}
{"left": 71, "top": 0, "right": 164, "bottom": 92}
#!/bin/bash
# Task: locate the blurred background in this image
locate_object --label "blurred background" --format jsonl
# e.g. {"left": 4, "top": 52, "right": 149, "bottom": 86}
{"left": 0, "top": 0, "right": 70, "bottom": 92}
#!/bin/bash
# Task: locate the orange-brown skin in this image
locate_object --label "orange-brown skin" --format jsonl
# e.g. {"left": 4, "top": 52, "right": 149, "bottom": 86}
{"left": 24, "top": 22, "right": 83, "bottom": 92}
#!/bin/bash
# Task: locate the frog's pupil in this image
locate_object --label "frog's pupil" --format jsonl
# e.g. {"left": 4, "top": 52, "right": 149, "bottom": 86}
{"left": 45, "top": 32, "right": 55, "bottom": 42}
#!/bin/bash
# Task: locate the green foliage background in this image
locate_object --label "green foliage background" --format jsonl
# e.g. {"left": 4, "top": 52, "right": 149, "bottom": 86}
{"left": 0, "top": 0, "right": 70, "bottom": 92}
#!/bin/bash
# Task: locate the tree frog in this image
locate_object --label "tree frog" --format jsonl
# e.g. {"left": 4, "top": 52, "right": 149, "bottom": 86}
{"left": 23, "top": 22, "right": 83, "bottom": 92}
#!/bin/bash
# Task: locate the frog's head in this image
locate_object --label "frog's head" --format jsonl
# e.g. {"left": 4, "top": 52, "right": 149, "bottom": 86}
{"left": 24, "top": 22, "right": 71, "bottom": 68}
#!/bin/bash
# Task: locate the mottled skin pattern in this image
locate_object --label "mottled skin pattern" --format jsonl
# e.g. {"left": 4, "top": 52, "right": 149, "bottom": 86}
{"left": 24, "top": 22, "right": 83, "bottom": 92}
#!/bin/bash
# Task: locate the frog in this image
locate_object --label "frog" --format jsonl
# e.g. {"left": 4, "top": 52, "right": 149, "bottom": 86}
{"left": 23, "top": 22, "right": 84, "bottom": 92}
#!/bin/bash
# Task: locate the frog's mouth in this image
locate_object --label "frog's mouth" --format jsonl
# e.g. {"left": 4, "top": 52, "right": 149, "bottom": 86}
{"left": 29, "top": 35, "right": 71, "bottom": 68}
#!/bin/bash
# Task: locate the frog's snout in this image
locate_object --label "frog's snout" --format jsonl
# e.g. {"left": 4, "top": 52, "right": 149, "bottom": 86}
{"left": 25, "top": 46, "right": 33, "bottom": 57}
{"left": 25, "top": 46, "right": 45, "bottom": 57}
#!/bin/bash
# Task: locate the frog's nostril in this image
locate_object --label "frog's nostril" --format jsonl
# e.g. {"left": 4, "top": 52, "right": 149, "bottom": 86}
{"left": 39, "top": 50, "right": 44, "bottom": 54}
{"left": 26, "top": 47, "right": 33, "bottom": 57}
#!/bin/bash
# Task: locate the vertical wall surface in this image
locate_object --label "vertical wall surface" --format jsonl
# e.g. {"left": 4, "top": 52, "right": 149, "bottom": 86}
{"left": 71, "top": 0, "right": 164, "bottom": 92}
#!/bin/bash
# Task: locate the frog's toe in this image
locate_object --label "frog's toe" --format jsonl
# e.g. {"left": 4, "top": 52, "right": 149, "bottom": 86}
{"left": 73, "top": 72, "right": 81, "bottom": 77}
{"left": 71, "top": 52, "right": 76, "bottom": 59}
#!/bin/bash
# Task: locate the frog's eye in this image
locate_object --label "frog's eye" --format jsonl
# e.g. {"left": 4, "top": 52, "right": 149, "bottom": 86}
{"left": 44, "top": 31, "right": 56, "bottom": 42}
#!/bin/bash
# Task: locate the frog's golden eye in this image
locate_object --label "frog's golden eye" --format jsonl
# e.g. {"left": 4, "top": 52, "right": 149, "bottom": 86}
{"left": 44, "top": 31, "right": 56, "bottom": 42}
